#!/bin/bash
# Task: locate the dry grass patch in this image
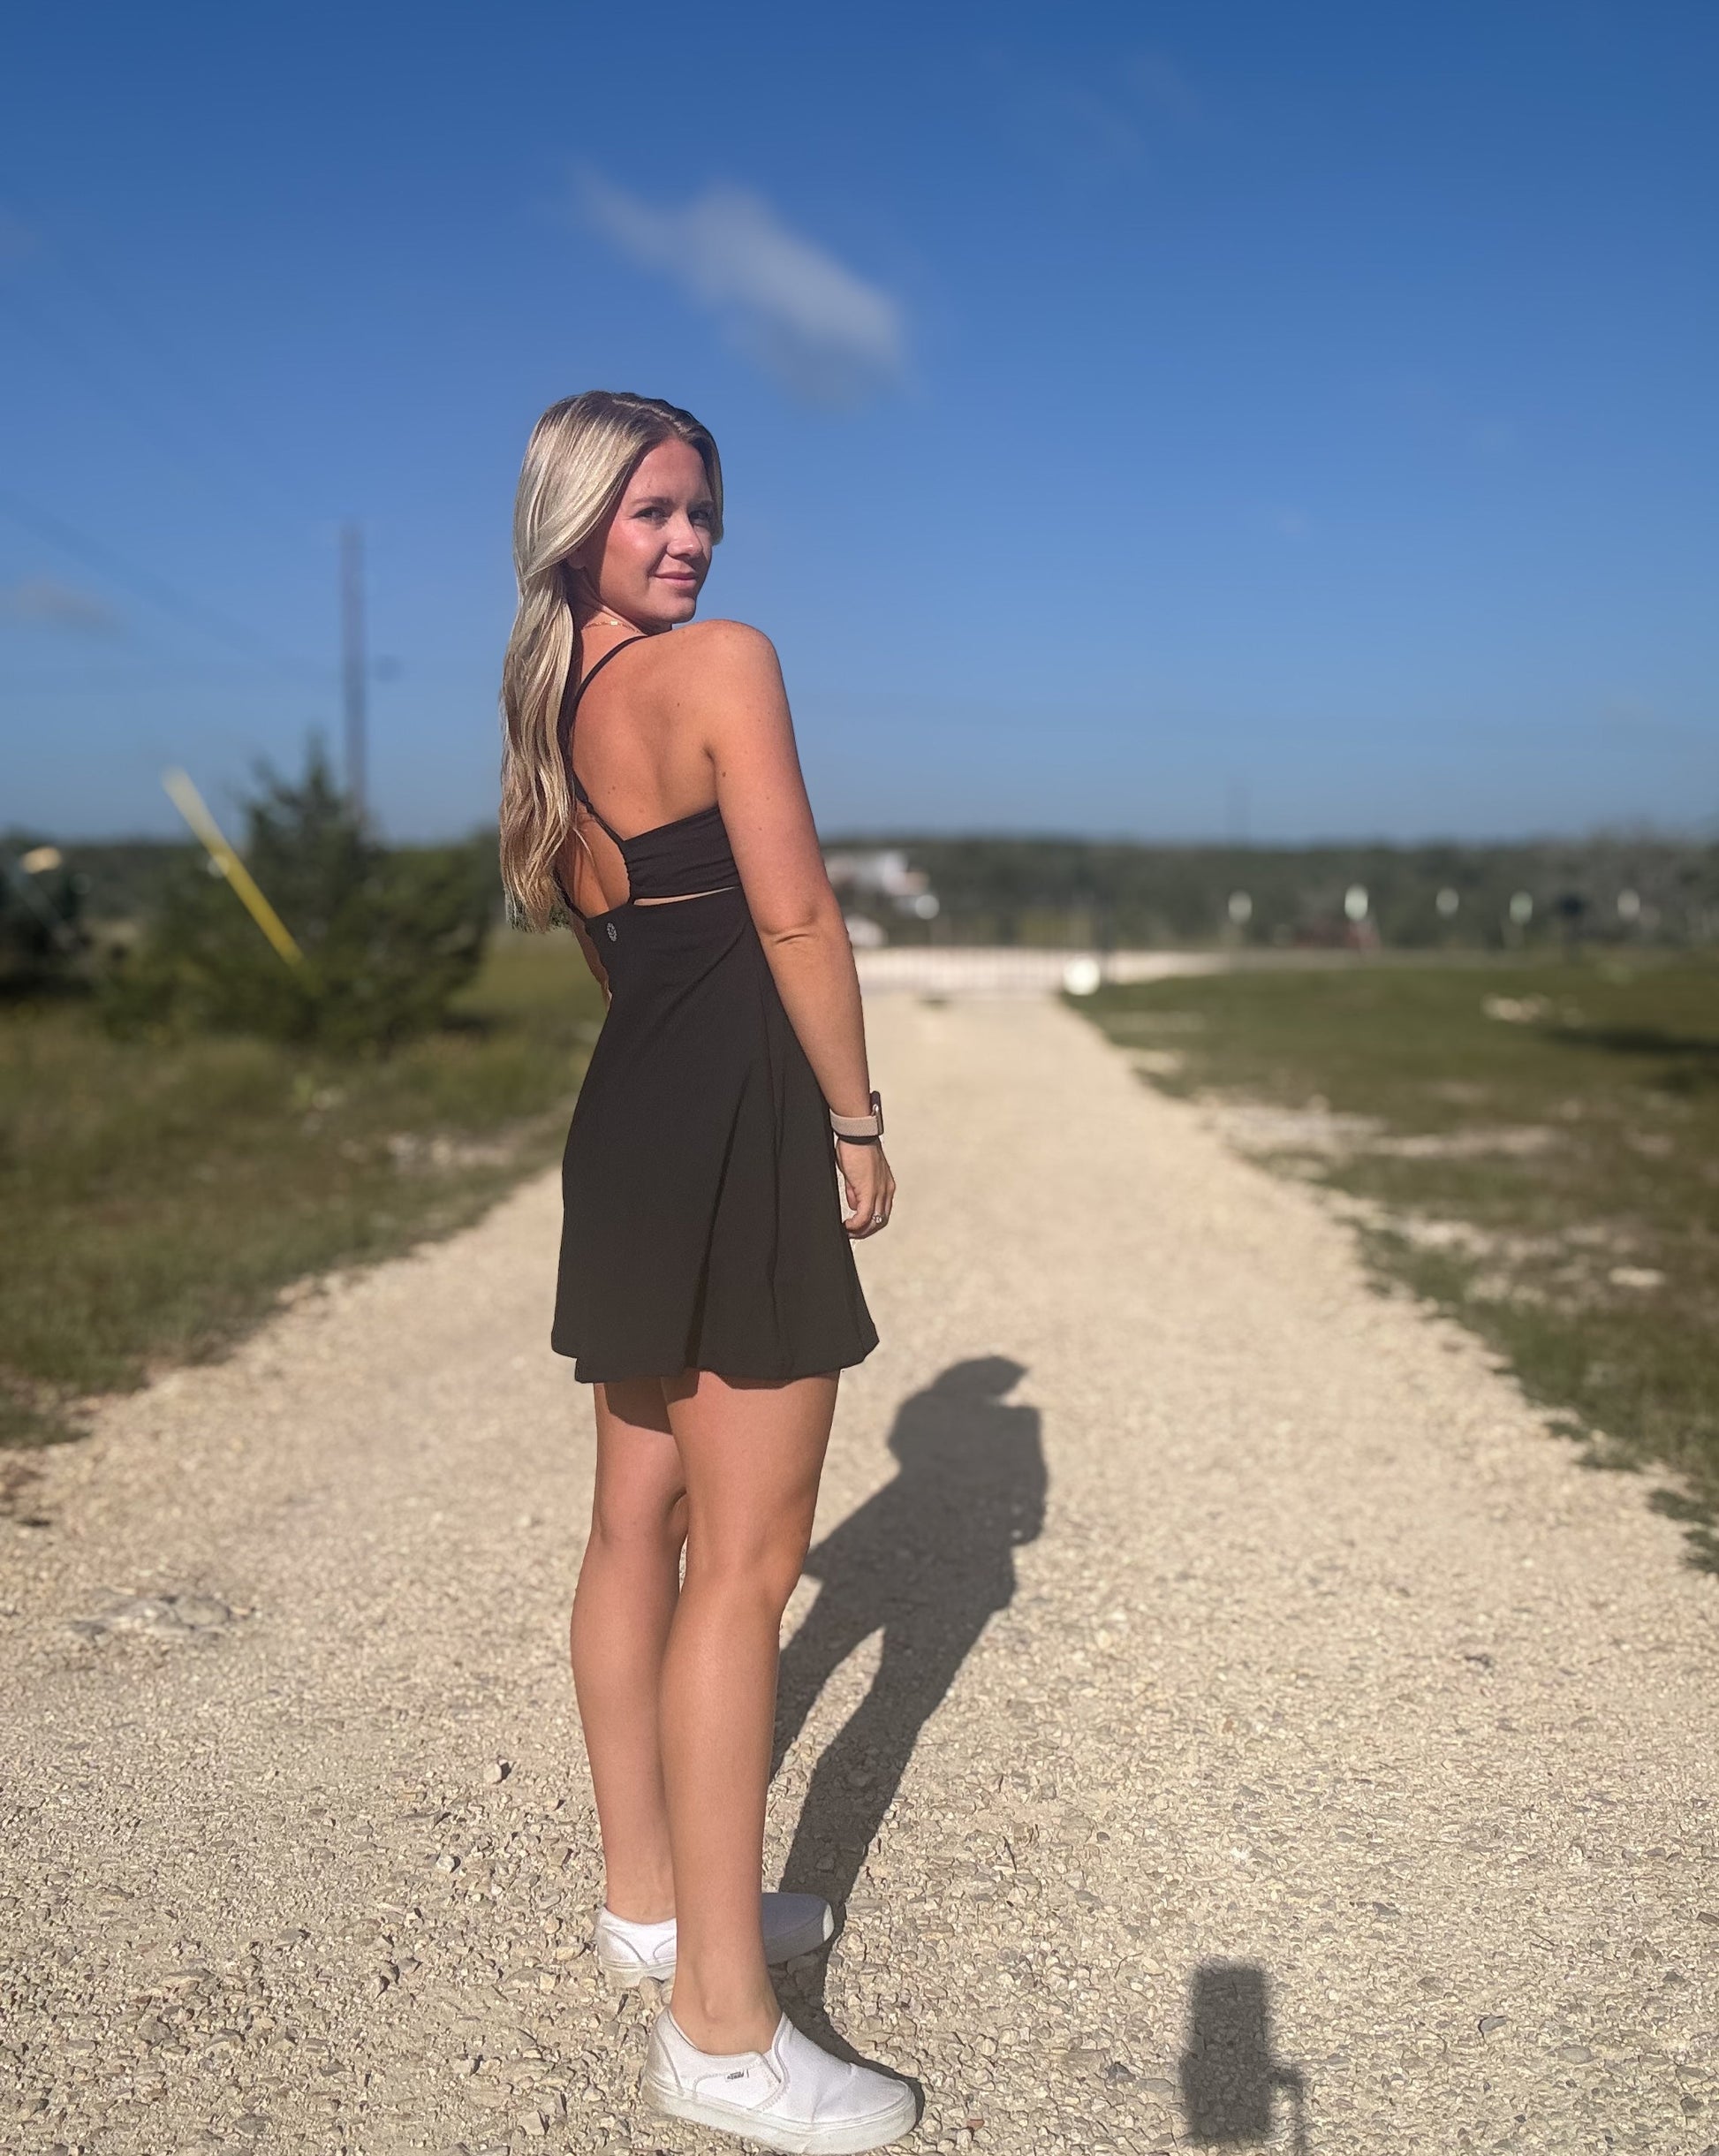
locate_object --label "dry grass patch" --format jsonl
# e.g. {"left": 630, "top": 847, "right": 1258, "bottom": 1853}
{"left": 1, "top": 932, "right": 603, "bottom": 1446}
{"left": 1080, "top": 954, "right": 1719, "bottom": 1567}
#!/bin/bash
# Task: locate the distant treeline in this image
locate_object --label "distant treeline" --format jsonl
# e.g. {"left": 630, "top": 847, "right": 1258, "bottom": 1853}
{"left": 5, "top": 751, "right": 496, "bottom": 1044}
{"left": 9, "top": 835, "right": 494, "bottom": 930}
{"left": 822, "top": 833, "right": 1719, "bottom": 949}
{"left": 13, "top": 830, "right": 1719, "bottom": 953}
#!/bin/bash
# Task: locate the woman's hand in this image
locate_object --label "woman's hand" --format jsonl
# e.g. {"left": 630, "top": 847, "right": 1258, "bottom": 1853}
{"left": 836, "top": 1138, "right": 895, "bottom": 1238}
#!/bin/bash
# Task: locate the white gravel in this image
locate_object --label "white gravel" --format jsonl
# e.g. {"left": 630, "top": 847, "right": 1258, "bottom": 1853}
{"left": 2, "top": 994, "right": 1715, "bottom": 2156}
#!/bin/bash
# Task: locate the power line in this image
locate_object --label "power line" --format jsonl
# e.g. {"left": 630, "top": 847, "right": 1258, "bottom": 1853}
{"left": 0, "top": 289, "right": 281, "bottom": 527}
{"left": 0, "top": 209, "right": 313, "bottom": 527}
{"left": 0, "top": 485, "right": 325, "bottom": 684}
{"left": 0, "top": 664, "right": 325, "bottom": 695}
{"left": 49, "top": 237, "right": 287, "bottom": 478}
{"left": 0, "top": 210, "right": 337, "bottom": 692}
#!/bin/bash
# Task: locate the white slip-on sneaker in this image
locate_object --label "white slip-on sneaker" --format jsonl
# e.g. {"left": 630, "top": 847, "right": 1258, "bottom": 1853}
{"left": 644, "top": 2007, "right": 916, "bottom": 2153}
{"left": 594, "top": 1892, "right": 835, "bottom": 1985}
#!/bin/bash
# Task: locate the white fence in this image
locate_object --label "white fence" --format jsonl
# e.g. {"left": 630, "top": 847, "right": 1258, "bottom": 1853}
{"left": 852, "top": 947, "right": 1225, "bottom": 998}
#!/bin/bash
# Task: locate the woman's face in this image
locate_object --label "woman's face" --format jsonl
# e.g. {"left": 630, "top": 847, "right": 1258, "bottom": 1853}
{"left": 583, "top": 437, "right": 716, "bottom": 629}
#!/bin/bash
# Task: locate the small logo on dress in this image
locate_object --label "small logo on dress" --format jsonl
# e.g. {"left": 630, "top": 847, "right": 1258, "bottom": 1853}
{"left": 606, "top": 922, "right": 618, "bottom": 942}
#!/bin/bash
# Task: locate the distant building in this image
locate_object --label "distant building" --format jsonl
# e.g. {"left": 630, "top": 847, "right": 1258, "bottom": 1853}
{"left": 823, "top": 848, "right": 941, "bottom": 944}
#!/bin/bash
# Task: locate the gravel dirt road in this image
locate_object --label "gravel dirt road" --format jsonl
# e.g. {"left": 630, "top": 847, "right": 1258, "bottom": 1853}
{"left": 3, "top": 995, "right": 1715, "bottom": 2156}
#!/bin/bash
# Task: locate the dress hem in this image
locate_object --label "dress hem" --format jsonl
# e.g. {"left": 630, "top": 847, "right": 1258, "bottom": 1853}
{"left": 551, "top": 1334, "right": 878, "bottom": 1386}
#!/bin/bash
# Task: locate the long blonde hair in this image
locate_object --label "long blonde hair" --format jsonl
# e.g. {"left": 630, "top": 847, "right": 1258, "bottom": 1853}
{"left": 498, "top": 390, "right": 723, "bottom": 930}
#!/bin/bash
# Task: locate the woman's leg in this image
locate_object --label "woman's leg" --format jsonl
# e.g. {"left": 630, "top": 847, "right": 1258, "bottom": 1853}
{"left": 660, "top": 1368, "right": 837, "bottom": 2053}
{"left": 570, "top": 1378, "right": 687, "bottom": 1923}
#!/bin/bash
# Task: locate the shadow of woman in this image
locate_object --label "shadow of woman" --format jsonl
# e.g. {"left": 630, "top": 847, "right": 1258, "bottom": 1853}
{"left": 771, "top": 1355, "right": 1047, "bottom": 1985}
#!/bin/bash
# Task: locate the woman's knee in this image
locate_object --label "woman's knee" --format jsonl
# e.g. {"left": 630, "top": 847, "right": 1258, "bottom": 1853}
{"left": 684, "top": 1515, "right": 811, "bottom": 1618}
{"left": 589, "top": 1485, "right": 687, "bottom": 1563}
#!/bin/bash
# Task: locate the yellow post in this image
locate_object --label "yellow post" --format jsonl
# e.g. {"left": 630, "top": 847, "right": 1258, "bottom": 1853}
{"left": 161, "top": 769, "right": 304, "bottom": 968}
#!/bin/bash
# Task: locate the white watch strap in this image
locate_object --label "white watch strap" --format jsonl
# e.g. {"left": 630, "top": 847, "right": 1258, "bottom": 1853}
{"left": 829, "top": 1091, "right": 883, "bottom": 1140}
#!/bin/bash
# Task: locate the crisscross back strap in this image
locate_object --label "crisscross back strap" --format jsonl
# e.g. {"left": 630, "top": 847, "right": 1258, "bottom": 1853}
{"left": 560, "top": 633, "right": 649, "bottom": 846}
{"left": 567, "top": 633, "right": 649, "bottom": 716}
{"left": 571, "top": 773, "right": 626, "bottom": 849}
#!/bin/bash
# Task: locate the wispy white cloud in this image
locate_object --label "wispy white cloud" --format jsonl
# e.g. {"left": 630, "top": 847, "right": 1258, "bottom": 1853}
{"left": 984, "top": 42, "right": 1205, "bottom": 187}
{"left": 577, "top": 176, "right": 907, "bottom": 407}
{"left": 1390, "top": 373, "right": 1518, "bottom": 460}
{"left": 1, "top": 576, "right": 124, "bottom": 637}
{"left": 1241, "top": 503, "right": 1315, "bottom": 544}
{"left": 1124, "top": 48, "right": 1203, "bottom": 126}
{"left": 0, "top": 208, "right": 37, "bottom": 268}
{"left": 1597, "top": 695, "right": 1708, "bottom": 747}
{"left": 1018, "top": 82, "right": 1148, "bottom": 177}
{"left": 1469, "top": 419, "right": 1517, "bottom": 459}
{"left": 985, "top": 57, "right": 1143, "bottom": 182}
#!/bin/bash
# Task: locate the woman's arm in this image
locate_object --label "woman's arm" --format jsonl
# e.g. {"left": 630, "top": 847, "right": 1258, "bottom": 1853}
{"left": 696, "top": 621, "right": 893, "bottom": 1235}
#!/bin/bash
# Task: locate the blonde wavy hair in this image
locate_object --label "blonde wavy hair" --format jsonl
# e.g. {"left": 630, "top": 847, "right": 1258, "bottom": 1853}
{"left": 498, "top": 390, "right": 724, "bottom": 930}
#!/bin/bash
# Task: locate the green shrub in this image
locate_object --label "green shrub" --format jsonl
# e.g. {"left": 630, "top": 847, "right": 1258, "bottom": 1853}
{"left": 102, "top": 742, "right": 497, "bottom": 1052}
{"left": 0, "top": 840, "right": 89, "bottom": 989}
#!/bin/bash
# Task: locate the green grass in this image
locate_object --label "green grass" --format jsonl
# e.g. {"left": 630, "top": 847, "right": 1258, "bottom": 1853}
{"left": 1079, "top": 954, "right": 1719, "bottom": 1568}
{"left": 0, "top": 931, "right": 605, "bottom": 1448}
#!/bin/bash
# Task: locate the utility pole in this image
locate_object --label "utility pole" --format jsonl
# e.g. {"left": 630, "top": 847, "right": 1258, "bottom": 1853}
{"left": 340, "top": 520, "right": 367, "bottom": 822}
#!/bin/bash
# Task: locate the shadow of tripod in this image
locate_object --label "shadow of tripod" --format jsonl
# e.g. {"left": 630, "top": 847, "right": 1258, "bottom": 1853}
{"left": 1179, "top": 1961, "right": 1310, "bottom": 2152}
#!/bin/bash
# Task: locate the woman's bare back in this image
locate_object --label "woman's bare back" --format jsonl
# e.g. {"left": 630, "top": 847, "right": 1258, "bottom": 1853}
{"left": 557, "top": 622, "right": 732, "bottom": 917}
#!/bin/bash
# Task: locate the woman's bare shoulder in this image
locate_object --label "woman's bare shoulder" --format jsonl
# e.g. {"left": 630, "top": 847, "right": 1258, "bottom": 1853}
{"left": 660, "top": 617, "right": 782, "bottom": 684}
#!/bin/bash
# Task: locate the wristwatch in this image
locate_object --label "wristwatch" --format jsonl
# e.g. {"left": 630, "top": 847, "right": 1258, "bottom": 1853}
{"left": 829, "top": 1091, "right": 884, "bottom": 1143}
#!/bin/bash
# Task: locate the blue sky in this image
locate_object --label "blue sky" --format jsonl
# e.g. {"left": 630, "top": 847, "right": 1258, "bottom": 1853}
{"left": 2, "top": 1, "right": 1715, "bottom": 843}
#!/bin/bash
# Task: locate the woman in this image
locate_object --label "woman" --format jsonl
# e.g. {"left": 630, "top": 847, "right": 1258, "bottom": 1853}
{"left": 498, "top": 390, "right": 913, "bottom": 2153}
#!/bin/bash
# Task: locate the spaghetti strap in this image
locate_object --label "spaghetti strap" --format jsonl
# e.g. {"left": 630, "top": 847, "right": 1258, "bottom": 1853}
{"left": 560, "top": 633, "right": 649, "bottom": 847}
{"left": 571, "top": 774, "right": 628, "bottom": 850}
{"left": 568, "top": 633, "right": 649, "bottom": 715}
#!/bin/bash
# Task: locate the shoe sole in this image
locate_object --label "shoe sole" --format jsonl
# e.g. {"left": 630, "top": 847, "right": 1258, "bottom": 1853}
{"left": 643, "top": 2072, "right": 916, "bottom": 2152}
{"left": 599, "top": 1902, "right": 837, "bottom": 1986}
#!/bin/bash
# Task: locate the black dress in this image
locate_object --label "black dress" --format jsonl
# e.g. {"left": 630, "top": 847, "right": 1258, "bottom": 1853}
{"left": 549, "top": 636, "right": 878, "bottom": 1385}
